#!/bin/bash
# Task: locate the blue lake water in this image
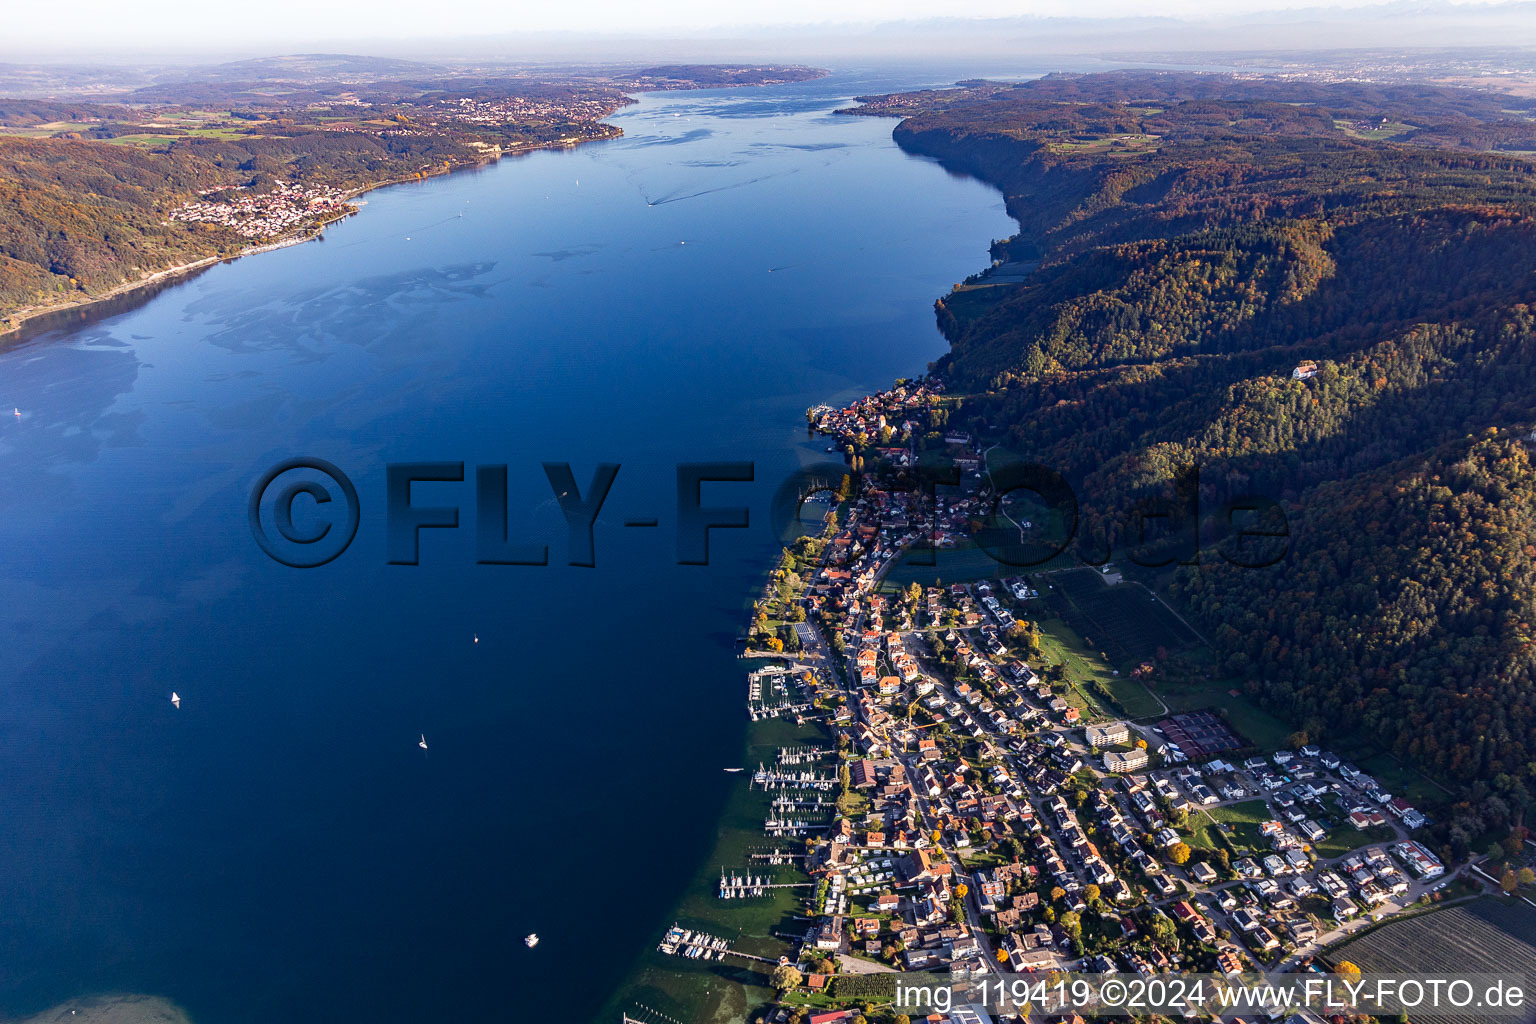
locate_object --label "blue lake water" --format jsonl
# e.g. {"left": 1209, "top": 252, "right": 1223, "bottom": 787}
{"left": 0, "top": 67, "right": 1023, "bottom": 1022}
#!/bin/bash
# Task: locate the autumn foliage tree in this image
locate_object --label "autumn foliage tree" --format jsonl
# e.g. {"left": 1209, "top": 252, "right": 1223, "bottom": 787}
{"left": 770, "top": 963, "right": 803, "bottom": 993}
{"left": 872, "top": 71, "right": 1536, "bottom": 841}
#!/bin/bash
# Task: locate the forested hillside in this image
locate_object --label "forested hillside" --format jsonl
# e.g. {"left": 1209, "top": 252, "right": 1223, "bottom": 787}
{"left": 0, "top": 93, "right": 611, "bottom": 326}
{"left": 0, "top": 61, "right": 824, "bottom": 329}
{"left": 0, "top": 128, "right": 482, "bottom": 313}
{"left": 855, "top": 72, "right": 1536, "bottom": 853}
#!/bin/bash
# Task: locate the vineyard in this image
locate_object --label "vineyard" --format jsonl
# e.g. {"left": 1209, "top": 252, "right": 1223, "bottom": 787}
{"left": 1327, "top": 898, "right": 1536, "bottom": 1024}
{"left": 1047, "top": 568, "right": 1201, "bottom": 667}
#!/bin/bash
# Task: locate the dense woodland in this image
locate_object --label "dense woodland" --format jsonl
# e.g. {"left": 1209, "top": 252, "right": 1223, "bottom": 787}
{"left": 0, "top": 107, "right": 593, "bottom": 321}
{"left": 0, "top": 126, "right": 489, "bottom": 312}
{"left": 860, "top": 71, "right": 1536, "bottom": 855}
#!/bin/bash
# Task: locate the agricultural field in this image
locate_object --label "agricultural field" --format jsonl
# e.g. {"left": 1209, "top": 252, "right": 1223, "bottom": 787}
{"left": 0, "top": 119, "right": 96, "bottom": 137}
{"left": 1327, "top": 898, "right": 1536, "bottom": 1024}
{"left": 1046, "top": 132, "right": 1163, "bottom": 155}
{"left": 1033, "top": 613, "right": 1166, "bottom": 720}
{"left": 1045, "top": 567, "right": 1201, "bottom": 668}
{"left": 1333, "top": 117, "right": 1417, "bottom": 139}
{"left": 103, "top": 133, "right": 189, "bottom": 146}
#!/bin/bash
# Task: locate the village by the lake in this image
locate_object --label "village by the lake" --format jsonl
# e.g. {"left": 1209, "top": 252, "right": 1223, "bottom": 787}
{"left": 617, "top": 377, "right": 1513, "bottom": 1024}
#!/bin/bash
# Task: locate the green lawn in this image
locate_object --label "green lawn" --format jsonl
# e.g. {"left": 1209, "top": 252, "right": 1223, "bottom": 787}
{"left": 1189, "top": 799, "right": 1272, "bottom": 853}
{"left": 1034, "top": 614, "right": 1165, "bottom": 720}
{"left": 1313, "top": 822, "right": 1388, "bottom": 860}
{"left": 836, "top": 789, "right": 870, "bottom": 818}
{"left": 1185, "top": 815, "right": 1223, "bottom": 851}
{"left": 879, "top": 541, "right": 1007, "bottom": 589}
{"left": 958, "top": 847, "right": 1009, "bottom": 869}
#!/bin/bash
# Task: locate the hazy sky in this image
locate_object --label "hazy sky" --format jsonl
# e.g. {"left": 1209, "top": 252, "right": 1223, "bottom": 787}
{"left": 5, "top": 0, "right": 1525, "bottom": 55}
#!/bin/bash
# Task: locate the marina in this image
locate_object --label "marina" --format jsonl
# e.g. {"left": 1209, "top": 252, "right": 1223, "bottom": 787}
{"left": 717, "top": 870, "right": 813, "bottom": 899}
{"left": 654, "top": 924, "right": 777, "bottom": 965}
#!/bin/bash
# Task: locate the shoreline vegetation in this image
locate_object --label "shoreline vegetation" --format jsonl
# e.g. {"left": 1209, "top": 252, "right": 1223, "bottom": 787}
{"left": 3, "top": 227, "right": 311, "bottom": 339}
{"left": 0, "top": 61, "right": 826, "bottom": 340}
{"left": 2, "top": 163, "right": 474, "bottom": 339}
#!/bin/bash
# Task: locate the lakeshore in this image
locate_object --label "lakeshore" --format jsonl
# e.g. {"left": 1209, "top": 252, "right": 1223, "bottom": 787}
{"left": 0, "top": 139, "right": 598, "bottom": 342}
{"left": 3, "top": 233, "right": 305, "bottom": 341}
{"left": 0, "top": 72, "right": 1020, "bottom": 1024}
{"left": 0, "top": 62, "right": 826, "bottom": 339}
{"left": 5, "top": 48, "right": 1536, "bottom": 1024}
{"left": 603, "top": 370, "right": 1522, "bottom": 1024}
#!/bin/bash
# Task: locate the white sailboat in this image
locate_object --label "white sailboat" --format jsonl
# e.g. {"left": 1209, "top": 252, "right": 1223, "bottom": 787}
{"left": 418, "top": 734, "right": 428, "bottom": 751}
{"left": 524, "top": 933, "right": 539, "bottom": 948}
{"left": 170, "top": 692, "right": 181, "bottom": 709}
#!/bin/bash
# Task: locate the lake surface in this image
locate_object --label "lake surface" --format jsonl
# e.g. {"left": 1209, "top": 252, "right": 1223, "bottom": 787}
{"left": 0, "top": 66, "right": 1021, "bottom": 1023}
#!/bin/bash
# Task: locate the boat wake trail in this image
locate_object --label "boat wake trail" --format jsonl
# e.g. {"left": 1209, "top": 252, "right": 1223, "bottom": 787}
{"left": 643, "top": 169, "right": 798, "bottom": 207}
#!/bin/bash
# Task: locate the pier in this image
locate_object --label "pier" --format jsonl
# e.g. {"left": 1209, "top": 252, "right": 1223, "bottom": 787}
{"left": 746, "top": 668, "right": 812, "bottom": 721}
{"left": 718, "top": 869, "right": 814, "bottom": 898}
{"left": 775, "top": 745, "right": 830, "bottom": 765}
{"left": 748, "top": 849, "right": 807, "bottom": 863}
{"left": 656, "top": 923, "right": 780, "bottom": 965}
{"left": 622, "top": 1006, "right": 685, "bottom": 1024}
{"left": 763, "top": 816, "right": 825, "bottom": 837}
{"left": 752, "top": 763, "right": 837, "bottom": 789}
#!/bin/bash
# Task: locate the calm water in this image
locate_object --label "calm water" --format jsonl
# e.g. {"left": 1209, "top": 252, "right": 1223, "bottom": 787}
{"left": 0, "top": 67, "right": 1019, "bottom": 1023}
